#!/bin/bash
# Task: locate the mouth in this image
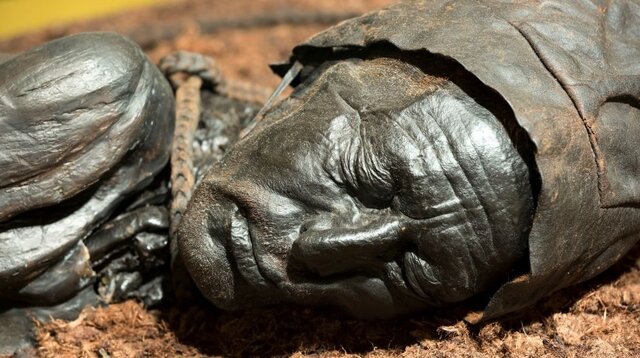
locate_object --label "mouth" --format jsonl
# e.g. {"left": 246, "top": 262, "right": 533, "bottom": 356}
{"left": 178, "top": 192, "right": 279, "bottom": 309}
{"left": 384, "top": 253, "right": 439, "bottom": 305}
{"left": 227, "top": 208, "right": 275, "bottom": 291}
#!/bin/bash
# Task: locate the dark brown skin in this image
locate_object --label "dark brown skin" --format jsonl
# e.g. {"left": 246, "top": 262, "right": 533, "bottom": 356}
{"left": 178, "top": 57, "right": 534, "bottom": 318}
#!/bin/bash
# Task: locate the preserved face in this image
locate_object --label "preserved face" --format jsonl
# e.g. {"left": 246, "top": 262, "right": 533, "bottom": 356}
{"left": 178, "top": 57, "right": 534, "bottom": 318}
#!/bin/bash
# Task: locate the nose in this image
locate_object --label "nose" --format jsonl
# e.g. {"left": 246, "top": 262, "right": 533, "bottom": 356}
{"left": 290, "top": 215, "right": 412, "bottom": 277}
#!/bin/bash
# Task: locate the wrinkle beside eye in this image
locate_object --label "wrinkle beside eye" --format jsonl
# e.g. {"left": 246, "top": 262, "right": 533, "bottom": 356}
{"left": 335, "top": 114, "right": 396, "bottom": 209}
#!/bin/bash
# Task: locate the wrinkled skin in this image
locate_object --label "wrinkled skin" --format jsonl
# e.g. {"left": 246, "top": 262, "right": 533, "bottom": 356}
{"left": 179, "top": 57, "right": 534, "bottom": 318}
{"left": 282, "top": 0, "right": 640, "bottom": 321}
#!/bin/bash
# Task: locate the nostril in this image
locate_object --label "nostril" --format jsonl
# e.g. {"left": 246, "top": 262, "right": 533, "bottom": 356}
{"left": 299, "top": 216, "right": 333, "bottom": 234}
{"left": 299, "top": 222, "right": 309, "bottom": 234}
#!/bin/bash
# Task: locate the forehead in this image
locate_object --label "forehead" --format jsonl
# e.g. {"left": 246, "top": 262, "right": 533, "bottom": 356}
{"left": 248, "top": 58, "right": 445, "bottom": 141}
{"left": 292, "top": 57, "right": 445, "bottom": 114}
{"left": 233, "top": 57, "right": 456, "bottom": 164}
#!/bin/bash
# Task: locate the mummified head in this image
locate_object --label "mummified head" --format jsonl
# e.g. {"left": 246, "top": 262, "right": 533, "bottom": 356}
{"left": 178, "top": 57, "right": 534, "bottom": 318}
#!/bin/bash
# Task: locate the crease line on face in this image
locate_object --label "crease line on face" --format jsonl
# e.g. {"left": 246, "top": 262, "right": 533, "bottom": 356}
{"left": 229, "top": 208, "right": 273, "bottom": 290}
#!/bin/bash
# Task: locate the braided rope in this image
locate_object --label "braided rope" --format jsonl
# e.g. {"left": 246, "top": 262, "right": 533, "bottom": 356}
{"left": 160, "top": 50, "right": 272, "bottom": 104}
{"left": 169, "top": 75, "right": 202, "bottom": 239}
{"left": 165, "top": 52, "right": 272, "bottom": 240}
{"left": 164, "top": 53, "right": 275, "bottom": 298}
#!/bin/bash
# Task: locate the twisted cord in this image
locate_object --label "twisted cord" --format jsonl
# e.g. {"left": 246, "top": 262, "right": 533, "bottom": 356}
{"left": 169, "top": 75, "right": 202, "bottom": 238}
{"left": 164, "top": 51, "right": 272, "bottom": 238}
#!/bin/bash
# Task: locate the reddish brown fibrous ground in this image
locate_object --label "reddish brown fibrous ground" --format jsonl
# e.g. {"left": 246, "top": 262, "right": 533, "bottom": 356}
{"left": 32, "top": 245, "right": 640, "bottom": 357}
{"left": 1, "top": 1, "right": 639, "bottom": 357}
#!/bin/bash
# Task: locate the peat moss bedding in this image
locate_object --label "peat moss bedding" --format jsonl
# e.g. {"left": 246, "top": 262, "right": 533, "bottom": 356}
{"left": 32, "top": 245, "right": 640, "bottom": 357}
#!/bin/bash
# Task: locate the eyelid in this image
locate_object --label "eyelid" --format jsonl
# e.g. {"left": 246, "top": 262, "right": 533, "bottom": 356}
{"left": 290, "top": 215, "right": 409, "bottom": 277}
